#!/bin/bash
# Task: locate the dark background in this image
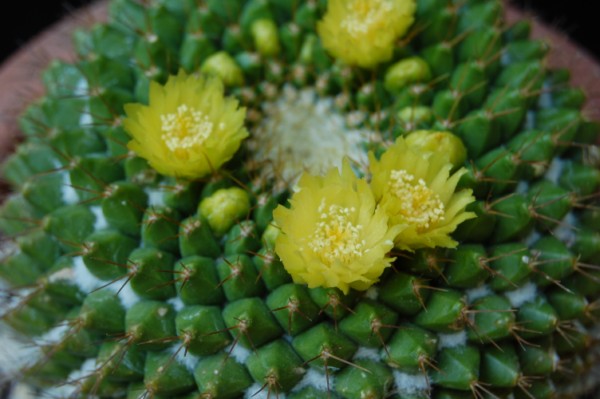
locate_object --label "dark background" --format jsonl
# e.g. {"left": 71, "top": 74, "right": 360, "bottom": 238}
{"left": 0, "top": 1, "right": 598, "bottom": 63}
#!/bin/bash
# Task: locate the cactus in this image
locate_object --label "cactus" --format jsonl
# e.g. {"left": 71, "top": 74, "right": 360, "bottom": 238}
{"left": 1, "top": 0, "right": 600, "bottom": 398}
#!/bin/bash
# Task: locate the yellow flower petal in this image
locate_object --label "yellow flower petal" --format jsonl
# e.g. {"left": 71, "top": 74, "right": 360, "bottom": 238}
{"left": 274, "top": 160, "right": 400, "bottom": 294}
{"left": 370, "top": 137, "right": 476, "bottom": 251}
{"left": 123, "top": 71, "right": 248, "bottom": 179}
{"left": 317, "top": 0, "right": 416, "bottom": 68}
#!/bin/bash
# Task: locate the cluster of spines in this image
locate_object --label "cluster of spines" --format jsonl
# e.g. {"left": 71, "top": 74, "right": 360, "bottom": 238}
{"left": 0, "top": 0, "right": 600, "bottom": 398}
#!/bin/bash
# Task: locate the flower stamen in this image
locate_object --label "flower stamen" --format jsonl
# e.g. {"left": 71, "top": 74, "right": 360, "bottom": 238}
{"left": 388, "top": 169, "right": 445, "bottom": 231}
{"left": 160, "top": 105, "right": 214, "bottom": 158}
{"left": 308, "top": 202, "right": 366, "bottom": 264}
{"left": 342, "top": 0, "right": 393, "bottom": 38}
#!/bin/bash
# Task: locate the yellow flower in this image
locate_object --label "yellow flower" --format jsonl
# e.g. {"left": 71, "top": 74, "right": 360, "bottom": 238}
{"left": 369, "top": 137, "right": 476, "bottom": 250}
{"left": 317, "top": 0, "right": 416, "bottom": 68}
{"left": 273, "top": 161, "right": 400, "bottom": 294}
{"left": 123, "top": 71, "right": 248, "bottom": 179}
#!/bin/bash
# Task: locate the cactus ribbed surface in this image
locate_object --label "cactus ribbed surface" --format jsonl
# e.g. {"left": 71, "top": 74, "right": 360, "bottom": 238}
{"left": 1, "top": 0, "right": 600, "bottom": 398}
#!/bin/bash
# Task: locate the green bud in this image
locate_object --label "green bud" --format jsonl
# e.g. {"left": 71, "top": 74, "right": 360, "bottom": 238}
{"left": 251, "top": 19, "right": 280, "bottom": 56}
{"left": 201, "top": 51, "right": 244, "bottom": 86}
{"left": 397, "top": 106, "right": 433, "bottom": 129}
{"left": 384, "top": 57, "right": 431, "bottom": 93}
{"left": 405, "top": 130, "right": 467, "bottom": 168}
{"left": 199, "top": 187, "right": 251, "bottom": 236}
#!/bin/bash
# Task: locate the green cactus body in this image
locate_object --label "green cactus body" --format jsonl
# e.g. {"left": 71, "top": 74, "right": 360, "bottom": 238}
{"left": 1, "top": 0, "right": 599, "bottom": 398}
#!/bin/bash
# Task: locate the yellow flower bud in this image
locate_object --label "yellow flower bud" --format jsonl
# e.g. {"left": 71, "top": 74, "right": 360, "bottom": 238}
{"left": 404, "top": 130, "right": 467, "bottom": 168}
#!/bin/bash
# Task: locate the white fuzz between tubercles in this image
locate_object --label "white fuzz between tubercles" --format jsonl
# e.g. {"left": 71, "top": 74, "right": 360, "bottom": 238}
{"left": 169, "top": 344, "right": 200, "bottom": 372}
{"left": 167, "top": 296, "right": 185, "bottom": 311}
{"left": 292, "top": 368, "right": 332, "bottom": 391}
{"left": 91, "top": 206, "right": 108, "bottom": 230}
{"left": 145, "top": 187, "right": 166, "bottom": 207}
{"left": 466, "top": 285, "right": 492, "bottom": 303}
{"left": 227, "top": 342, "right": 251, "bottom": 364}
{"left": 392, "top": 370, "right": 430, "bottom": 395}
{"left": 105, "top": 279, "right": 141, "bottom": 309}
{"left": 545, "top": 157, "right": 565, "bottom": 184}
{"left": 554, "top": 212, "right": 577, "bottom": 246}
{"left": 505, "top": 281, "right": 537, "bottom": 307}
{"left": 61, "top": 171, "right": 79, "bottom": 205}
{"left": 47, "top": 358, "right": 97, "bottom": 398}
{"left": 76, "top": 78, "right": 93, "bottom": 128}
{"left": 437, "top": 331, "right": 468, "bottom": 349}
{"left": 72, "top": 256, "right": 103, "bottom": 293}
{"left": 248, "top": 85, "right": 371, "bottom": 187}
{"left": 354, "top": 346, "right": 380, "bottom": 361}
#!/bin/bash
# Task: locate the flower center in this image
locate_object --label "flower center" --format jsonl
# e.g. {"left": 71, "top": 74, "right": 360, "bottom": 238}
{"left": 248, "top": 86, "right": 369, "bottom": 187}
{"left": 389, "top": 169, "right": 445, "bottom": 231}
{"left": 161, "top": 104, "right": 213, "bottom": 158}
{"left": 308, "top": 202, "right": 366, "bottom": 264}
{"left": 342, "top": 0, "right": 392, "bottom": 37}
